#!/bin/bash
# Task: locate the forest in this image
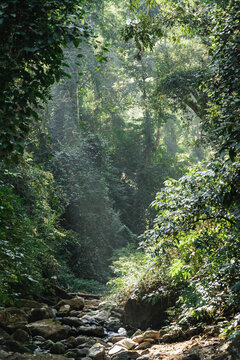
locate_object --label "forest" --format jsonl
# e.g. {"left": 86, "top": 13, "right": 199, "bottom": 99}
{"left": 0, "top": 0, "right": 240, "bottom": 359}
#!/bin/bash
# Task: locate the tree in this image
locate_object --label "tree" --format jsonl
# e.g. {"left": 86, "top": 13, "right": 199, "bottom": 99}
{"left": 0, "top": 0, "right": 88, "bottom": 162}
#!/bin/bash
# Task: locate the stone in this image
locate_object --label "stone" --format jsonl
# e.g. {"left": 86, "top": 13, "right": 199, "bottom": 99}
{"left": 106, "top": 318, "right": 122, "bottom": 332}
{"left": 63, "top": 336, "right": 78, "bottom": 348}
{"left": 42, "top": 339, "right": 55, "bottom": 350}
{"left": 18, "top": 299, "right": 47, "bottom": 309}
{"left": 161, "top": 333, "right": 176, "bottom": 343}
{"left": 182, "top": 355, "right": 201, "bottom": 360}
{"left": 48, "top": 308, "right": 58, "bottom": 319}
{"left": 55, "top": 297, "right": 84, "bottom": 311}
{"left": 4, "top": 339, "right": 31, "bottom": 353}
{"left": 226, "top": 333, "right": 240, "bottom": 360}
{"left": 111, "top": 350, "right": 140, "bottom": 360}
{"left": 142, "top": 330, "right": 160, "bottom": 340}
{"left": 118, "top": 328, "right": 127, "bottom": 336}
{"left": 27, "top": 319, "right": 68, "bottom": 341}
{"left": 58, "top": 304, "right": 71, "bottom": 316}
{"left": 135, "top": 342, "right": 152, "bottom": 350}
{"left": 76, "top": 335, "right": 92, "bottom": 345}
{"left": 51, "top": 341, "right": 66, "bottom": 354}
{"left": 94, "top": 310, "right": 110, "bottom": 323}
{"left": 0, "top": 327, "right": 12, "bottom": 344}
{"left": 33, "top": 335, "right": 46, "bottom": 342}
{"left": 124, "top": 291, "right": 177, "bottom": 330}
{"left": 12, "top": 328, "right": 31, "bottom": 343}
{"left": 29, "top": 307, "right": 50, "bottom": 322}
{"left": 98, "top": 301, "right": 118, "bottom": 311}
{"left": 0, "top": 307, "right": 28, "bottom": 327}
{"left": 65, "top": 348, "right": 89, "bottom": 357}
{"left": 115, "top": 338, "right": 137, "bottom": 350}
{"left": 61, "top": 316, "right": 83, "bottom": 327}
{"left": 109, "top": 345, "right": 126, "bottom": 356}
{"left": 111, "top": 336, "right": 127, "bottom": 344}
{"left": 88, "top": 343, "right": 105, "bottom": 359}
{"left": 78, "top": 325, "right": 105, "bottom": 337}
{"left": 131, "top": 335, "right": 144, "bottom": 344}
{"left": 7, "top": 354, "right": 72, "bottom": 359}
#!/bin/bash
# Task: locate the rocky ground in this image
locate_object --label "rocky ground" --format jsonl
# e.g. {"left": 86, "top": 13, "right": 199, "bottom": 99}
{"left": 0, "top": 292, "right": 239, "bottom": 360}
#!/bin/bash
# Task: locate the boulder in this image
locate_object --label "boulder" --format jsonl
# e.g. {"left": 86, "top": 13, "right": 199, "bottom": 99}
{"left": 0, "top": 327, "right": 12, "bottom": 344}
{"left": 50, "top": 341, "right": 66, "bottom": 354}
{"left": 4, "top": 339, "right": 31, "bottom": 353}
{"left": 27, "top": 319, "right": 68, "bottom": 341}
{"left": 111, "top": 350, "right": 140, "bottom": 360}
{"left": 115, "top": 338, "right": 137, "bottom": 350}
{"left": 142, "top": 330, "right": 160, "bottom": 340}
{"left": 124, "top": 290, "right": 177, "bottom": 330}
{"left": 18, "top": 299, "right": 47, "bottom": 309}
{"left": 61, "top": 316, "right": 83, "bottom": 327}
{"left": 0, "top": 307, "right": 28, "bottom": 328}
{"left": 88, "top": 343, "right": 105, "bottom": 359}
{"left": 63, "top": 336, "right": 78, "bottom": 348}
{"left": 109, "top": 345, "right": 126, "bottom": 356}
{"left": 6, "top": 354, "right": 71, "bottom": 359}
{"left": 131, "top": 335, "right": 144, "bottom": 344}
{"left": 78, "top": 325, "right": 105, "bottom": 337}
{"left": 55, "top": 297, "right": 84, "bottom": 311}
{"left": 12, "top": 328, "right": 31, "bottom": 343}
{"left": 58, "top": 305, "right": 71, "bottom": 316}
{"left": 29, "top": 308, "right": 50, "bottom": 322}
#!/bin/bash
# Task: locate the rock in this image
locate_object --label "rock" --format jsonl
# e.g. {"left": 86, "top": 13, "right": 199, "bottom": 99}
{"left": 27, "top": 319, "right": 68, "bottom": 341}
{"left": 0, "top": 350, "right": 9, "bottom": 359}
{"left": 124, "top": 291, "right": 177, "bottom": 330}
{"left": 161, "top": 333, "right": 176, "bottom": 343}
{"left": 93, "top": 310, "right": 110, "bottom": 323}
{"left": 184, "top": 327, "right": 202, "bottom": 338}
{"left": 115, "top": 338, "right": 137, "bottom": 350}
{"left": 88, "top": 343, "right": 105, "bottom": 359}
{"left": 98, "top": 301, "right": 118, "bottom": 311}
{"left": 109, "top": 345, "right": 126, "bottom": 356}
{"left": 29, "top": 307, "right": 50, "bottom": 322}
{"left": 203, "top": 325, "right": 220, "bottom": 336}
{"left": 61, "top": 316, "right": 83, "bottom": 327}
{"left": 65, "top": 348, "right": 89, "bottom": 357}
{"left": 42, "top": 339, "right": 55, "bottom": 350}
{"left": 63, "top": 336, "right": 78, "bottom": 348}
{"left": 0, "top": 307, "right": 28, "bottom": 327}
{"left": 225, "top": 333, "right": 240, "bottom": 360}
{"left": 111, "top": 336, "right": 127, "bottom": 344}
{"left": 0, "top": 327, "right": 12, "bottom": 344}
{"left": 135, "top": 342, "right": 152, "bottom": 350}
{"left": 12, "top": 328, "right": 31, "bottom": 343}
{"left": 55, "top": 297, "right": 85, "bottom": 311}
{"left": 111, "top": 350, "right": 140, "bottom": 360}
{"left": 51, "top": 341, "right": 66, "bottom": 354}
{"left": 182, "top": 355, "right": 201, "bottom": 360}
{"left": 7, "top": 354, "right": 72, "bottom": 359}
{"left": 78, "top": 325, "right": 105, "bottom": 337}
{"left": 131, "top": 335, "right": 144, "bottom": 344}
{"left": 106, "top": 318, "right": 122, "bottom": 332}
{"left": 33, "top": 335, "right": 46, "bottom": 342}
{"left": 58, "top": 305, "right": 71, "bottom": 316}
{"left": 76, "top": 335, "right": 92, "bottom": 345}
{"left": 142, "top": 330, "right": 160, "bottom": 340}
{"left": 18, "top": 299, "right": 47, "bottom": 309}
{"left": 54, "top": 285, "right": 72, "bottom": 300}
{"left": 49, "top": 308, "right": 58, "bottom": 319}
{"left": 4, "top": 339, "right": 31, "bottom": 353}
{"left": 118, "top": 327, "right": 127, "bottom": 336}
